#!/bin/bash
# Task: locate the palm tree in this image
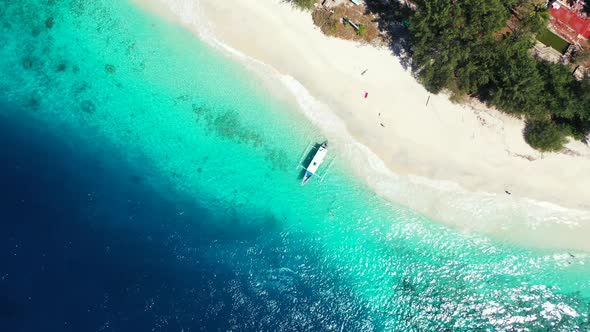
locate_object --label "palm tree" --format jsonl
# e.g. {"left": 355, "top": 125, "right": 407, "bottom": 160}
{"left": 513, "top": 0, "right": 550, "bottom": 36}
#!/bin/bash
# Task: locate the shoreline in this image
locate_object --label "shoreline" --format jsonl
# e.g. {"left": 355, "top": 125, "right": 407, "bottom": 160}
{"left": 132, "top": 0, "right": 590, "bottom": 251}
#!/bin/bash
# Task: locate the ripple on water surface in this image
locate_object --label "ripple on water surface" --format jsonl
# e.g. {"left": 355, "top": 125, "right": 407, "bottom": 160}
{"left": 0, "top": 0, "right": 589, "bottom": 330}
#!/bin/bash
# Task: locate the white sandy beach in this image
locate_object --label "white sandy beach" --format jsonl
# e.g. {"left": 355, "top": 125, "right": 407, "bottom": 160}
{"left": 134, "top": 0, "right": 590, "bottom": 251}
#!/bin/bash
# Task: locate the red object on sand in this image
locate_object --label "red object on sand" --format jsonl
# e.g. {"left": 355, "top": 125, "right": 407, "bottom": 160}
{"left": 364, "top": 92, "right": 368, "bottom": 98}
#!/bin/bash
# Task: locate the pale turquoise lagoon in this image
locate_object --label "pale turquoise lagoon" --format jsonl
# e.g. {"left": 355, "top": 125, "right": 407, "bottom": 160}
{"left": 0, "top": 0, "right": 589, "bottom": 330}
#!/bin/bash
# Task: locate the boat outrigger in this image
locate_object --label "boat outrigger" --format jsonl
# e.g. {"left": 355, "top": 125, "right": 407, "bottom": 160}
{"left": 301, "top": 142, "right": 328, "bottom": 186}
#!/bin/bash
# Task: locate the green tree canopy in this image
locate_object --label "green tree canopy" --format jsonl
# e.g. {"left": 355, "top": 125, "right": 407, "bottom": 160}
{"left": 408, "top": 0, "right": 590, "bottom": 151}
{"left": 524, "top": 120, "right": 569, "bottom": 152}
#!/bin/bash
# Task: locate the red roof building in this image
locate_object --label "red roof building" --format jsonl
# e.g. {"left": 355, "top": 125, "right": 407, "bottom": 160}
{"left": 549, "top": 0, "right": 590, "bottom": 44}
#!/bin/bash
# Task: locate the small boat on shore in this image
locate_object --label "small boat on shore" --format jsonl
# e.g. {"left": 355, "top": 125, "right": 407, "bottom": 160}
{"left": 301, "top": 142, "right": 328, "bottom": 186}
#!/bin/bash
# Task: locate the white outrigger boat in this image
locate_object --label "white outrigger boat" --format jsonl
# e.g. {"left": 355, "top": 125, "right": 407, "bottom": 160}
{"left": 301, "top": 142, "right": 328, "bottom": 186}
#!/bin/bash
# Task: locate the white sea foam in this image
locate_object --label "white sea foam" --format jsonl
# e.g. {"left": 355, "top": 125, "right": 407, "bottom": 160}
{"left": 142, "top": 0, "right": 590, "bottom": 249}
{"left": 149, "top": 0, "right": 248, "bottom": 59}
{"left": 274, "top": 74, "right": 590, "bottom": 237}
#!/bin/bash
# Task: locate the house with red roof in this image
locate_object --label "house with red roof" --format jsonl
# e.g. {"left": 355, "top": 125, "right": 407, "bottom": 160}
{"left": 549, "top": 0, "right": 590, "bottom": 45}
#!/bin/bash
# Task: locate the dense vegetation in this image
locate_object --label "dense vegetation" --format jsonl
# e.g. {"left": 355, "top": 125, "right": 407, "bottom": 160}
{"left": 292, "top": 0, "right": 590, "bottom": 151}
{"left": 408, "top": 0, "right": 590, "bottom": 151}
{"left": 286, "top": 0, "right": 316, "bottom": 10}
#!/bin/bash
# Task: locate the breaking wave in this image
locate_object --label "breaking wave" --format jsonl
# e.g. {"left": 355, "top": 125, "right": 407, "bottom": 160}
{"left": 137, "top": 0, "right": 590, "bottom": 251}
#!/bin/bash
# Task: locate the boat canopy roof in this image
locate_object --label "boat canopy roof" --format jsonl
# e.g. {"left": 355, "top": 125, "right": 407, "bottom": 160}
{"left": 306, "top": 145, "right": 328, "bottom": 175}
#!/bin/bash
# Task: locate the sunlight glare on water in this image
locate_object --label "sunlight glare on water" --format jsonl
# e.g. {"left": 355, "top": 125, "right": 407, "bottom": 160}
{"left": 0, "top": 0, "right": 588, "bottom": 330}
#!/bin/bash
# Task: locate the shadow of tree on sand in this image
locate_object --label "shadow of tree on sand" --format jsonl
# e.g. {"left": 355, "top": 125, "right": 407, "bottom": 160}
{"left": 363, "top": 0, "right": 415, "bottom": 71}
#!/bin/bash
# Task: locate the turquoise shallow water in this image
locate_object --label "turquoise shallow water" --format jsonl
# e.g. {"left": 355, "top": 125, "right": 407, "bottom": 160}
{"left": 1, "top": 0, "right": 590, "bottom": 330}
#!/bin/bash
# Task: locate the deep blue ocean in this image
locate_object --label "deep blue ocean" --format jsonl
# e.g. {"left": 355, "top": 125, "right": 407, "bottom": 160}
{"left": 0, "top": 112, "right": 370, "bottom": 331}
{"left": 0, "top": 112, "right": 226, "bottom": 331}
{"left": 1, "top": 0, "right": 590, "bottom": 330}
